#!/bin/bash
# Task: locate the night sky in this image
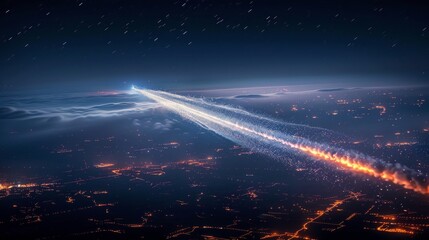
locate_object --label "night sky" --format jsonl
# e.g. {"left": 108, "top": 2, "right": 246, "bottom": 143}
{"left": 1, "top": 1, "right": 428, "bottom": 91}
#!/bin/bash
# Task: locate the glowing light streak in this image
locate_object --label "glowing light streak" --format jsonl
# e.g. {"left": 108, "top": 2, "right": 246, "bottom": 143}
{"left": 134, "top": 88, "right": 429, "bottom": 195}
{"left": 280, "top": 192, "right": 361, "bottom": 240}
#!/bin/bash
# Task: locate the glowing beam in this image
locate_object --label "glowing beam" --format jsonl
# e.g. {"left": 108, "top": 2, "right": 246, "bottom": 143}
{"left": 134, "top": 88, "right": 429, "bottom": 195}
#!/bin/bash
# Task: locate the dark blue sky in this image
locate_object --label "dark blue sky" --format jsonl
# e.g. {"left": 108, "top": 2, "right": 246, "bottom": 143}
{"left": 1, "top": 0, "right": 428, "bottom": 91}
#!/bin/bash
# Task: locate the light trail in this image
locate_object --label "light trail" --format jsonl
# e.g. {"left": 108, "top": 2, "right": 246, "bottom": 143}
{"left": 134, "top": 87, "right": 429, "bottom": 195}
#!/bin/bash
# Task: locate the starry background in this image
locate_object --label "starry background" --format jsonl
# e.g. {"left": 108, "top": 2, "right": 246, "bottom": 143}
{"left": 1, "top": 0, "right": 428, "bottom": 92}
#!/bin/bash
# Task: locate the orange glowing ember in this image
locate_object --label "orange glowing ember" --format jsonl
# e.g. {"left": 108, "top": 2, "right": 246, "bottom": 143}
{"left": 233, "top": 124, "right": 429, "bottom": 195}
{"left": 290, "top": 143, "right": 428, "bottom": 195}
